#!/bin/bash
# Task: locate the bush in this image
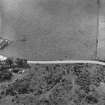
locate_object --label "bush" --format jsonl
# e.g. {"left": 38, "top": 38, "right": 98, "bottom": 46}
{"left": 15, "top": 58, "right": 29, "bottom": 68}
{"left": 28, "top": 64, "right": 64, "bottom": 94}
{"left": 85, "top": 95, "right": 98, "bottom": 104}
{"left": 49, "top": 78, "right": 73, "bottom": 103}
{"left": 4, "top": 78, "right": 31, "bottom": 96}
{"left": 50, "top": 98, "right": 67, "bottom": 105}
{"left": 0, "top": 70, "right": 13, "bottom": 82}
{"left": 5, "top": 57, "right": 14, "bottom": 66}
{"left": 70, "top": 63, "right": 86, "bottom": 76}
{"left": 37, "top": 98, "right": 51, "bottom": 105}
{"left": 13, "top": 94, "right": 38, "bottom": 105}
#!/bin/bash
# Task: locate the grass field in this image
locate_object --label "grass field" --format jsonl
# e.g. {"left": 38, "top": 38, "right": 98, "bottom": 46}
{"left": 0, "top": 0, "right": 98, "bottom": 60}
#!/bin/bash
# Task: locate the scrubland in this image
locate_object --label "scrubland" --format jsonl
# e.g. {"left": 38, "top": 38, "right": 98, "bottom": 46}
{"left": 0, "top": 63, "right": 105, "bottom": 105}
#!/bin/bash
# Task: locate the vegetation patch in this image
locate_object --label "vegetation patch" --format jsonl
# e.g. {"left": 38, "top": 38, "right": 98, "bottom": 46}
{"left": 0, "top": 62, "right": 105, "bottom": 105}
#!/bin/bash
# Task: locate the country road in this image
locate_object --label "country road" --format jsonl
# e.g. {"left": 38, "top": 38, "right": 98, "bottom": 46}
{"left": 27, "top": 60, "right": 105, "bottom": 66}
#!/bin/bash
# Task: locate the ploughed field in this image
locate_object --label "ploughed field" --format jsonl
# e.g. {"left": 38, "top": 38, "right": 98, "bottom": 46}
{"left": 0, "top": 60, "right": 105, "bottom": 105}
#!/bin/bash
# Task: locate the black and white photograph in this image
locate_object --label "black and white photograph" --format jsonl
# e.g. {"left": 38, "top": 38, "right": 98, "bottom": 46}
{"left": 0, "top": 0, "right": 105, "bottom": 105}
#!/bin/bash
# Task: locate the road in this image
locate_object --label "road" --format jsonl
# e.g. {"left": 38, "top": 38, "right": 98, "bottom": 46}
{"left": 27, "top": 60, "right": 105, "bottom": 66}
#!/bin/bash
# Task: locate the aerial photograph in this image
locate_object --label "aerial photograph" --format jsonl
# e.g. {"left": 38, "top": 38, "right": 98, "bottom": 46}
{"left": 0, "top": 0, "right": 105, "bottom": 105}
